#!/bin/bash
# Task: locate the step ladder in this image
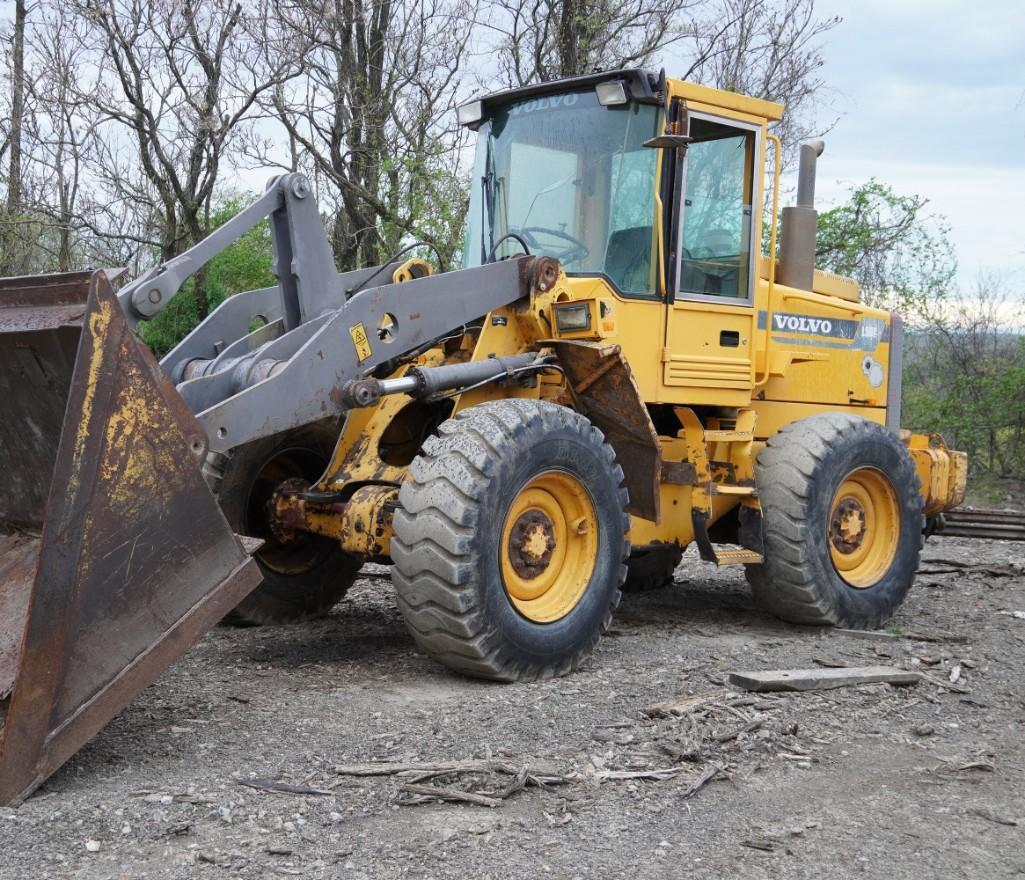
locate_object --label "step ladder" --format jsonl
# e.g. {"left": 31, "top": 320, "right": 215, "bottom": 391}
{"left": 675, "top": 407, "right": 763, "bottom": 567}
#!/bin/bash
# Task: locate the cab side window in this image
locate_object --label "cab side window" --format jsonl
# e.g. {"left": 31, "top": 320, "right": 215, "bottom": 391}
{"left": 604, "top": 147, "right": 658, "bottom": 295}
{"left": 679, "top": 118, "right": 755, "bottom": 300}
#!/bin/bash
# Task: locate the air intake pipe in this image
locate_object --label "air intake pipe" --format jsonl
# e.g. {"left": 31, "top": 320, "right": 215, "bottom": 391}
{"left": 777, "top": 140, "right": 825, "bottom": 292}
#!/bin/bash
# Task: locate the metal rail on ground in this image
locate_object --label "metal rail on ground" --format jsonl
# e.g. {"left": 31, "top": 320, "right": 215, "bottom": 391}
{"left": 939, "top": 507, "right": 1025, "bottom": 541}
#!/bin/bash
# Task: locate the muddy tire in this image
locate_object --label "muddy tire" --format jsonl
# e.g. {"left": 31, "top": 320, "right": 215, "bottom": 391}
{"left": 746, "top": 413, "right": 923, "bottom": 629}
{"left": 623, "top": 546, "right": 683, "bottom": 592}
{"left": 218, "top": 422, "right": 361, "bottom": 625}
{"left": 391, "top": 399, "right": 629, "bottom": 681}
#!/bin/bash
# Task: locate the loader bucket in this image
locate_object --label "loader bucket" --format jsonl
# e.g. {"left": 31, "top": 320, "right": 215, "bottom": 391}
{"left": 0, "top": 270, "right": 261, "bottom": 804}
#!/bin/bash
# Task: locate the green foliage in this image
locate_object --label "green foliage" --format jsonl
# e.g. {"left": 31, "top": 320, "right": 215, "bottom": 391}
{"left": 376, "top": 142, "right": 470, "bottom": 273}
{"left": 903, "top": 281, "right": 1025, "bottom": 483}
{"left": 139, "top": 196, "right": 276, "bottom": 356}
{"left": 815, "top": 180, "right": 956, "bottom": 319}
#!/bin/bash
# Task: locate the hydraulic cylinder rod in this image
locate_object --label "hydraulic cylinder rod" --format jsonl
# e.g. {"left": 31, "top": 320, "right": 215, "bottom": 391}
{"left": 340, "top": 353, "right": 543, "bottom": 408}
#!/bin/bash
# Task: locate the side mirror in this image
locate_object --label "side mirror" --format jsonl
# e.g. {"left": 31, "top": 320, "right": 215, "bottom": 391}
{"left": 643, "top": 89, "right": 691, "bottom": 149}
{"left": 643, "top": 133, "right": 693, "bottom": 149}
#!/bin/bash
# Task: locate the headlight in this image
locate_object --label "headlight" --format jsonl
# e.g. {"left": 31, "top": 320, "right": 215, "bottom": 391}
{"left": 595, "top": 81, "right": 628, "bottom": 106}
{"left": 456, "top": 100, "right": 484, "bottom": 126}
{"left": 554, "top": 302, "right": 591, "bottom": 332}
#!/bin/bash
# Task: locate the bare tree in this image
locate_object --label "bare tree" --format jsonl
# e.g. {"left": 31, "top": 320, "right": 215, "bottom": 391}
{"left": 0, "top": 0, "right": 840, "bottom": 287}
{"left": 68, "top": 0, "right": 297, "bottom": 315}
{"left": 680, "top": 0, "right": 839, "bottom": 151}
{"left": 0, "top": 0, "right": 29, "bottom": 274}
{"left": 253, "top": 0, "right": 476, "bottom": 269}
{"left": 18, "top": 3, "right": 95, "bottom": 271}
{"left": 482, "top": 0, "right": 837, "bottom": 154}
{"left": 6, "top": 0, "right": 26, "bottom": 220}
{"left": 486, "top": 0, "right": 702, "bottom": 86}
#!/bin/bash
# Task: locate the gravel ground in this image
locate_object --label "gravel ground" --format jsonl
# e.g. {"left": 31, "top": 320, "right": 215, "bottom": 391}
{"left": 1, "top": 536, "right": 1023, "bottom": 879}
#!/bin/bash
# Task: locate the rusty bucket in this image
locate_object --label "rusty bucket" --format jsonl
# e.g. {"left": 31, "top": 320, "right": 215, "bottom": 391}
{"left": 0, "top": 271, "right": 261, "bottom": 804}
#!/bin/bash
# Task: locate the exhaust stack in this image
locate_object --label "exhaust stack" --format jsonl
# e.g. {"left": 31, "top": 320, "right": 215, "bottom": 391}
{"left": 777, "top": 140, "right": 825, "bottom": 292}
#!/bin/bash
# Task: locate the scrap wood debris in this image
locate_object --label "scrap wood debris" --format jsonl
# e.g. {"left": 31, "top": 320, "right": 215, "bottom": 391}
{"left": 331, "top": 758, "right": 569, "bottom": 786}
{"left": 917, "top": 558, "right": 1023, "bottom": 577}
{"left": 643, "top": 689, "right": 779, "bottom": 718}
{"left": 835, "top": 628, "right": 970, "bottom": 644}
{"left": 331, "top": 755, "right": 727, "bottom": 808}
{"left": 334, "top": 759, "right": 571, "bottom": 808}
{"left": 234, "top": 777, "right": 333, "bottom": 797}
{"left": 324, "top": 659, "right": 978, "bottom": 812}
{"left": 337, "top": 687, "right": 794, "bottom": 809}
{"left": 729, "top": 666, "right": 922, "bottom": 693}
{"left": 930, "top": 757, "right": 997, "bottom": 778}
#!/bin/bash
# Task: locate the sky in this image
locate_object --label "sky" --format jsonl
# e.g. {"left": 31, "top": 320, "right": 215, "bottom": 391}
{"left": 1, "top": 0, "right": 1021, "bottom": 294}
{"left": 797, "top": 0, "right": 1025, "bottom": 294}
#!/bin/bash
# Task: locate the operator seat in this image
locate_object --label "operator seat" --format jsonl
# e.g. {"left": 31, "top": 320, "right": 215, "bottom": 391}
{"left": 682, "top": 228, "right": 740, "bottom": 297}
{"left": 604, "top": 226, "right": 652, "bottom": 293}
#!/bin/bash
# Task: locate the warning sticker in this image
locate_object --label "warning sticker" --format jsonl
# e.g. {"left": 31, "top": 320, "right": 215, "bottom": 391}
{"left": 349, "top": 323, "right": 372, "bottom": 362}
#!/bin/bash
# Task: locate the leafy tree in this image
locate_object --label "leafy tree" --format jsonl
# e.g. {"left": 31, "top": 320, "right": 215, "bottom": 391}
{"left": 140, "top": 196, "right": 275, "bottom": 356}
{"left": 815, "top": 180, "right": 956, "bottom": 319}
{"left": 903, "top": 275, "right": 1025, "bottom": 488}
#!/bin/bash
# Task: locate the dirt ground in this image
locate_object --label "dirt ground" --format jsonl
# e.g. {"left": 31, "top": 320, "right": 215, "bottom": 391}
{"left": 2, "top": 535, "right": 1023, "bottom": 880}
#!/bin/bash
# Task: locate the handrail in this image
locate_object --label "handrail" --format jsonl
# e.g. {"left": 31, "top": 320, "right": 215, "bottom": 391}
{"left": 753, "top": 133, "right": 782, "bottom": 389}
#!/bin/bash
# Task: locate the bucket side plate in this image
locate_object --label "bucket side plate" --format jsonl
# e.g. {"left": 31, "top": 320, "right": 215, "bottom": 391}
{"left": 0, "top": 271, "right": 261, "bottom": 805}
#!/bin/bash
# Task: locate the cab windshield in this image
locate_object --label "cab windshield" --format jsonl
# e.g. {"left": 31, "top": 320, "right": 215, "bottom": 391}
{"left": 463, "top": 90, "right": 661, "bottom": 296}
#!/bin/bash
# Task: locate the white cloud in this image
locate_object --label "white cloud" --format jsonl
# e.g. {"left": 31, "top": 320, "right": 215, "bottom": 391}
{"left": 807, "top": 0, "right": 1025, "bottom": 290}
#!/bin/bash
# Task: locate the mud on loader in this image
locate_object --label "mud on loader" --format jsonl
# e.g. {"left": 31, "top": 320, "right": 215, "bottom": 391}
{"left": 0, "top": 69, "right": 966, "bottom": 803}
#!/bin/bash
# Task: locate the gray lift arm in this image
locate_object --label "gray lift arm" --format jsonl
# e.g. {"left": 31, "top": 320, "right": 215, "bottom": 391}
{"left": 114, "top": 173, "right": 543, "bottom": 456}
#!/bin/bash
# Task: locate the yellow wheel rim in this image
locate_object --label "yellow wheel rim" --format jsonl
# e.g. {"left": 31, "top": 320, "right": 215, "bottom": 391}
{"left": 828, "top": 467, "right": 900, "bottom": 588}
{"left": 500, "top": 470, "right": 598, "bottom": 623}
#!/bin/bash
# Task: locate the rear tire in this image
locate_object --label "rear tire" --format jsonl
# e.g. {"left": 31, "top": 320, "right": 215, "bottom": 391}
{"left": 391, "top": 399, "right": 629, "bottom": 681}
{"left": 746, "top": 413, "right": 923, "bottom": 629}
{"left": 623, "top": 546, "right": 683, "bottom": 592}
{"left": 217, "top": 422, "right": 361, "bottom": 625}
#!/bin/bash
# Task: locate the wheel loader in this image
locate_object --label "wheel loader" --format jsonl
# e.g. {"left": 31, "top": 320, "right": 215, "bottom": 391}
{"left": 0, "top": 68, "right": 966, "bottom": 803}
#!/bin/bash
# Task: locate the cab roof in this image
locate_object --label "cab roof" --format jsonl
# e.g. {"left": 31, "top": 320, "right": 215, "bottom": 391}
{"left": 476, "top": 68, "right": 784, "bottom": 124}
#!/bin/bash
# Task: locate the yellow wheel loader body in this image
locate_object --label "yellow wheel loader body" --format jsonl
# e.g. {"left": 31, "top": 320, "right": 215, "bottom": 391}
{"left": 0, "top": 69, "right": 969, "bottom": 802}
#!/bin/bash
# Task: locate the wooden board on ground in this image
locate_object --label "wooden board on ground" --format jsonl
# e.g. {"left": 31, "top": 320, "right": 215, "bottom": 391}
{"left": 729, "top": 666, "right": 922, "bottom": 693}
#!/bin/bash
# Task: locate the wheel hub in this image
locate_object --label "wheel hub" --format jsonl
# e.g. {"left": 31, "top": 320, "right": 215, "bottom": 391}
{"left": 827, "top": 467, "right": 901, "bottom": 589}
{"left": 499, "top": 471, "right": 599, "bottom": 623}
{"left": 507, "top": 510, "right": 556, "bottom": 579}
{"left": 830, "top": 497, "right": 867, "bottom": 553}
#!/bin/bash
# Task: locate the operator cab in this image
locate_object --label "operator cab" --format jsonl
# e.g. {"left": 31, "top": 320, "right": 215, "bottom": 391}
{"left": 459, "top": 69, "right": 770, "bottom": 304}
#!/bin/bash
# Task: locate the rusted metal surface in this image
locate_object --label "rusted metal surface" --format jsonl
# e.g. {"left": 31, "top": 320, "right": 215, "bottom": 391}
{"left": 528, "top": 256, "right": 560, "bottom": 293}
{"left": 661, "top": 460, "right": 697, "bottom": 486}
{"left": 274, "top": 483, "right": 398, "bottom": 558}
{"left": 830, "top": 497, "right": 866, "bottom": 553}
{"left": 0, "top": 271, "right": 261, "bottom": 805}
{"left": 0, "top": 274, "right": 92, "bottom": 530}
{"left": 0, "top": 535, "right": 37, "bottom": 702}
{"left": 507, "top": 510, "right": 556, "bottom": 579}
{"left": 554, "top": 341, "right": 662, "bottom": 521}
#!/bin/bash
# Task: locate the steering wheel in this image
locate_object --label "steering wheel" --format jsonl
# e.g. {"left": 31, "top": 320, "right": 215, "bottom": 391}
{"left": 517, "top": 226, "right": 590, "bottom": 265}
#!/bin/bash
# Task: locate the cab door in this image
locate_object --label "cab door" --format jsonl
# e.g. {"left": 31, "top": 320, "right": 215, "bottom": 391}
{"left": 662, "top": 112, "right": 760, "bottom": 407}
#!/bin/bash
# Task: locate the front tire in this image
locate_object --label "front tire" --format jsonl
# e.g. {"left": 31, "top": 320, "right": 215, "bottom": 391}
{"left": 391, "top": 399, "right": 629, "bottom": 681}
{"left": 217, "top": 423, "right": 361, "bottom": 625}
{"left": 746, "top": 414, "right": 922, "bottom": 629}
